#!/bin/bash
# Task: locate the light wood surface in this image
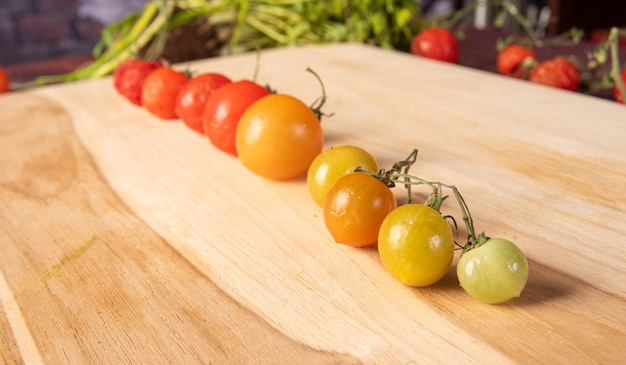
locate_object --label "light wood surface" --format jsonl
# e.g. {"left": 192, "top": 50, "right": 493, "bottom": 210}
{"left": 1, "top": 43, "right": 625, "bottom": 364}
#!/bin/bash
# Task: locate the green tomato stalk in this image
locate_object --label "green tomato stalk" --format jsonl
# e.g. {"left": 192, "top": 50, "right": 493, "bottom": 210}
{"left": 374, "top": 149, "right": 489, "bottom": 251}
{"left": 609, "top": 27, "right": 626, "bottom": 103}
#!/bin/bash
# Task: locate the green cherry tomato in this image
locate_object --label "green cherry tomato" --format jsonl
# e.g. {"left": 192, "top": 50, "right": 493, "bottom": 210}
{"left": 457, "top": 238, "right": 529, "bottom": 304}
{"left": 307, "top": 145, "right": 379, "bottom": 207}
{"left": 378, "top": 204, "right": 454, "bottom": 287}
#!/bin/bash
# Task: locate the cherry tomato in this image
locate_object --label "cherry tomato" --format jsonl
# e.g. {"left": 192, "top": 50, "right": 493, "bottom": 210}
{"left": 497, "top": 44, "right": 537, "bottom": 78}
{"left": 457, "top": 238, "right": 529, "bottom": 304}
{"left": 236, "top": 94, "right": 324, "bottom": 180}
{"left": 323, "top": 173, "right": 397, "bottom": 247}
{"left": 410, "top": 27, "right": 459, "bottom": 64}
{"left": 175, "top": 72, "right": 231, "bottom": 134}
{"left": 378, "top": 204, "right": 454, "bottom": 287}
{"left": 529, "top": 58, "right": 579, "bottom": 91}
{"left": 613, "top": 69, "right": 626, "bottom": 104}
{"left": 113, "top": 58, "right": 163, "bottom": 105}
{"left": 141, "top": 67, "right": 189, "bottom": 119}
{"left": 204, "top": 80, "right": 270, "bottom": 156}
{"left": 307, "top": 145, "right": 379, "bottom": 208}
{"left": 0, "top": 67, "right": 9, "bottom": 93}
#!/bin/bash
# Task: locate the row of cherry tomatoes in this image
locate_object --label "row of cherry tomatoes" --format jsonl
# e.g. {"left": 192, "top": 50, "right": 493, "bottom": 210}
{"left": 112, "top": 54, "right": 528, "bottom": 304}
{"left": 113, "top": 59, "right": 323, "bottom": 179}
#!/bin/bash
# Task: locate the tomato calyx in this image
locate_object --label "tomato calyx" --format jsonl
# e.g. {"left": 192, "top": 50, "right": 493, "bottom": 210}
{"left": 517, "top": 56, "right": 538, "bottom": 79}
{"left": 305, "top": 67, "right": 334, "bottom": 121}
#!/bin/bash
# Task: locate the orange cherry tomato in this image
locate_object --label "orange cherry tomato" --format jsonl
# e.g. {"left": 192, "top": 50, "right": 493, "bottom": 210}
{"left": 236, "top": 94, "right": 324, "bottom": 180}
{"left": 323, "top": 173, "right": 397, "bottom": 247}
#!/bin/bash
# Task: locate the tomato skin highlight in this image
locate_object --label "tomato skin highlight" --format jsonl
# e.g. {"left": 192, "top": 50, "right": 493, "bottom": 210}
{"left": 307, "top": 146, "right": 379, "bottom": 208}
{"left": 411, "top": 27, "right": 459, "bottom": 64}
{"left": 457, "top": 238, "right": 529, "bottom": 304}
{"left": 204, "top": 80, "right": 270, "bottom": 155}
{"left": 236, "top": 93, "right": 324, "bottom": 180}
{"left": 378, "top": 204, "right": 454, "bottom": 287}
{"left": 175, "top": 72, "right": 231, "bottom": 134}
{"left": 141, "top": 67, "right": 190, "bottom": 119}
{"left": 323, "top": 173, "right": 397, "bottom": 247}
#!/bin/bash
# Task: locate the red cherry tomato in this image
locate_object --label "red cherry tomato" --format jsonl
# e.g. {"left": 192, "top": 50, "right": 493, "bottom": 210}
{"left": 141, "top": 67, "right": 189, "bottom": 119}
{"left": 113, "top": 59, "right": 163, "bottom": 105}
{"left": 411, "top": 27, "right": 459, "bottom": 64}
{"left": 175, "top": 72, "right": 231, "bottom": 134}
{"left": 529, "top": 58, "right": 579, "bottom": 91}
{"left": 497, "top": 44, "right": 537, "bottom": 78}
{"left": 614, "top": 69, "right": 626, "bottom": 104}
{"left": 0, "top": 66, "right": 10, "bottom": 93}
{"left": 203, "top": 80, "right": 271, "bottom": 156}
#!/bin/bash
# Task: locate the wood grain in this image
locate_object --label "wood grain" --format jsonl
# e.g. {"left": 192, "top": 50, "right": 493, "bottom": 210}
{"left": 1, "top": 44, "right": 625, "bottom": 364}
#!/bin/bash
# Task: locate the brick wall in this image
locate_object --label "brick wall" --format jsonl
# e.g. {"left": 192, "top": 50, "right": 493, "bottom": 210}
{"left": 0, "top": 0, "right": 147, "bottom": 66}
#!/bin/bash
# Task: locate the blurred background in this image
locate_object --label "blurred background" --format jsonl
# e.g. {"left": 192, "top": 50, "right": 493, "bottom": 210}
{"left": 0, "top": 0, "right": 625, "bottom": 80}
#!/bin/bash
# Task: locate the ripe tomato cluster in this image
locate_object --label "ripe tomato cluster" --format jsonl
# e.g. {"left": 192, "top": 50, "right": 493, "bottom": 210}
{"left": 410, "top": 27, "right": 582, "bottom": 93}
{"left": 113, "top": 59, "right": 324, "bottom": 180}
{"left": 113, "top": 58, "right": 528, "bottom": 304}
{"left": 307, "top": 147, "right": 529, "bottom": 304}
{"left": 497, "top": 44, "right": 580, "bottom": 91}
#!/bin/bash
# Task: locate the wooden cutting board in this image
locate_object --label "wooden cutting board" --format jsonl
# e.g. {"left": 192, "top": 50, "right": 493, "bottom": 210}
{"left": 1, "top": 43, "right": 625, "bottom": 364}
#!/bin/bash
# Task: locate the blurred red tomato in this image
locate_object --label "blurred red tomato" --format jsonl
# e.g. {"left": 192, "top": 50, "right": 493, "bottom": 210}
{"left": 411, "top": 27, "right": 459, "bottom": 64}
{"left": 203, "top": 80, "right": 270, "bottom": 155}
{"left": 113, "top": 59, "right": 163, "bottom": 105}
{"left": 175, "top": 72, "right": 231, "bottom": 134}
{"left": 529, "top": 58, "right": 579, "bottom": 91}
{"left": 497, "top": 44, "right": 537, "bottom": 78}
{"left": 141, "top": 67, "right": 189, "bottom": 119}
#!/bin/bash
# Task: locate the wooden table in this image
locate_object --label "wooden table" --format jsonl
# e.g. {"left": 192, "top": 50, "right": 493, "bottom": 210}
{"left": 1, "top": 43, "right": 625, "bottom": 364}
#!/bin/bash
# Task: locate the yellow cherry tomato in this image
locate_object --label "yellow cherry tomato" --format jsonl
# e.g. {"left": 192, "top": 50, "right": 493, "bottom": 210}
{"left": 378, "top": 204, "right": 454, "bottom": 287}
{"left": 307, "top": 145, "right": 379, "bottom": 207}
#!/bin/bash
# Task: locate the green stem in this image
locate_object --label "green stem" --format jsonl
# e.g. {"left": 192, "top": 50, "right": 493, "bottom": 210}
{"left": 375, "top": 149, "right": 488, "bottom": 248}
{"left": 500, "top": 0, "right": 541, "bottom": 46}
{"left": 89, "top": 0, "right": 175, "bottom": 79}
{"left": 306, "top": 67, "right": 333, "bottom": 121}
{"left": 229, "top": 0, "right": 250, "bottom": 51}
{"left": 390, "top": 173, "right": 486, "bottom": 248}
